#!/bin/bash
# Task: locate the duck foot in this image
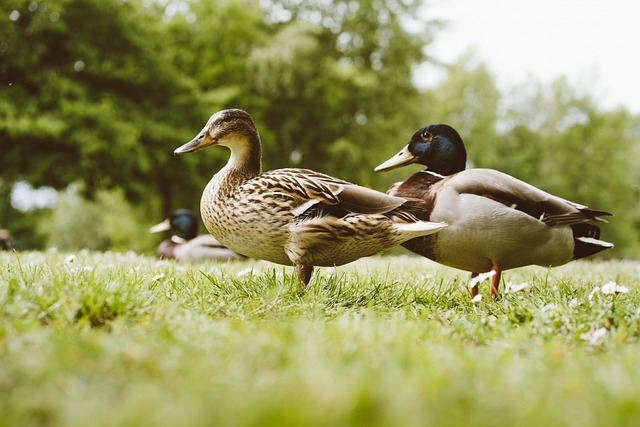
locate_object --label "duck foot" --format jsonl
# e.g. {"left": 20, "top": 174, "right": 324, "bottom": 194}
{"left": 296, "top": 264, "right": 314, "bottom": 288}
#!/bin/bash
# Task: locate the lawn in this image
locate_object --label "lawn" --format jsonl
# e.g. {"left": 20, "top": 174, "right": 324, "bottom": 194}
{"left": 1, "top": 251, "right": 640, "bottom": 426}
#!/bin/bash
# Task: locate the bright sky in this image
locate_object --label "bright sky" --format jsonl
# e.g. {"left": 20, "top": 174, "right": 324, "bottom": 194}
{"left": 416, "top": 0, "right": 640, "bottom": 113}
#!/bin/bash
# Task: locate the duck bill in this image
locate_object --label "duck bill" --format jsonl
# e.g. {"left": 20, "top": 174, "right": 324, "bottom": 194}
{"left": 149, "top": 218, "right": 171, "bottom": 234}
{"left": 174, "top": 125, "right": 216, "bottom": 155}
{"left": 374, "top": 144, "right": 419, "bottom": 172}
{"left": 174, "top": 134, "right": 207, "bottom": 154}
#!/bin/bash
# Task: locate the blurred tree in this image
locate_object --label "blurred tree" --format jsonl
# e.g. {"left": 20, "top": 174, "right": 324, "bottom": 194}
{"left": 44, "top": 185, "right": 156, "bottom": 252}
{"left": 1, "top": 0, "right": 438, "bottom": 249}
{"left": 1, "top": 0, "right": 638, "bottom": 256}
{"left": 413, "top": 55, "right": 501, "bottom": 167}
{"left": 0, "top": 0, "right": 206, "bottom": 214}
{"left": 498, "top": 78, "right": 640, "bottom": 256}
{"left": 246, "top": 0, "right": 437, "bottom": 187}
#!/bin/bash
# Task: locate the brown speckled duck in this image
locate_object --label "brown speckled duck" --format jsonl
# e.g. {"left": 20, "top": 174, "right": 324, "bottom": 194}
{"left": 375, "top": 123, "right": 613, "bottom": 298}
{"left": 174, "top": 109, "right": 447, "bottom": 286}
{"left": 149, "top": 209, "right": 244, "bottom": 262}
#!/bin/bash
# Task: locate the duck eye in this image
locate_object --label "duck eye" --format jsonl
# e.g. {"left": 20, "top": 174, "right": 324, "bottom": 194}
{"left": 420, "top": 131, "right": 432, "bottom": 141}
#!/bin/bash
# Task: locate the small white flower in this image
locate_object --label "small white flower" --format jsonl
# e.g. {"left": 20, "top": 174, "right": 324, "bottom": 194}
{"left": 65, "top": 254, "right": 76, "bottom": 263}
{"left": 469, "top": 270, "right": 496, "bottom": 288}
{"left": 236, "top": 267, "right": 253, "bottom": 277}
{"left": 471, "top": 294, "right": 483, "bottom": 303}
{"left": 152, "top": 273, "right": 165, "bottom": 281}
{"left": 600, "top": 281, "right": 617, "bottom": 294}
{"left": 599, "top": 281, "right": 629, "bottom": 295}
{"left": 588, "top": 286, "right": 600, "bottom": 301}
{"left": 587, "top": 327, "right": 608, "bottom": 346}
{"left": 569, "top": 298, "right": 579, "bottom": 308}
{"left": 505, "top": 281, "right": 528, "bottom": 294}
{"left": 419, "top": 273, "right": 434, "bottom": 281}
{"left": 82, "top": 266, "right": 94, "bottom": 272}
{"left": 540, "top": 303, "right": 556, "bottom": 313}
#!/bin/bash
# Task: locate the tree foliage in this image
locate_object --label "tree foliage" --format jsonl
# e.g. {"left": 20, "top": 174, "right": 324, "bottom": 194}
{"left": 1, "top": 0, "right": 639, "bottom": 256}
{"left": 416, "top": 62, "right": 640, "bottom": 257}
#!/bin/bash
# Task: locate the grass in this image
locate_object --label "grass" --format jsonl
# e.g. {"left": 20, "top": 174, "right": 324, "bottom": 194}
{"left": 1, "top": 250, "right": 640, "bottom": 427}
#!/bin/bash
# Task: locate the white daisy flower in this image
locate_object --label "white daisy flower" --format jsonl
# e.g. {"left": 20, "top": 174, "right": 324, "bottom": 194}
{"left": 505, "top": 282, "right": 528, "bottom": 294}
{"left": 600, "top": 281, "right": 617, "bottom": 294}
{"left": 469, "top": 270, "right": 496, "bottom": 288}
{"left": 615, "top": 285, "right": 629, "bottom": 294}
{"left": 540, "top": 303, "right": 556, "bottom": 312}
{"left": 599, "top": 281, "right": 629, "bottom": 295}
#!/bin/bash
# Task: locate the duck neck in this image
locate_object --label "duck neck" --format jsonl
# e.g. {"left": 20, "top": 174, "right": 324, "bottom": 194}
{"left": 428, "top": 140, "right": 467, "bottom": 176}
{"left": 224, "top": 131, "right": 262, "bottom": 180}
{"left": 429, "top": 156, "right": 466, "bottom": 176}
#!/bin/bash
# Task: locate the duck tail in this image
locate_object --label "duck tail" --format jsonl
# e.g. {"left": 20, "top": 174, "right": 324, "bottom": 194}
{"left": 396, "top": 221, "right": 447, "bottom": 238}
{"left": 572, "top": 223, "right": 613, "bottom": 259}
{"left": 574, "top": 236, "right": 614, "bottom": 259}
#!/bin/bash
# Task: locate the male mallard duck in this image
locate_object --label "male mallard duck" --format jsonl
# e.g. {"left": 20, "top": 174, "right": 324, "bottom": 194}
{"left": 149, "top": 209, "right": 244, "bottom": 262}
{"left": 174, "top": 109, "right": 446, "bottom": 285}
{"left": 375, "top": 124, "right": 613, "bottom": 298}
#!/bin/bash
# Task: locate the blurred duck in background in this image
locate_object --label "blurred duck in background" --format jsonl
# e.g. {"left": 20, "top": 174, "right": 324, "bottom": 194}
{"left": 149, "top": 209, "right": 244, "bottom": 262}
{"left": 0, "top": 229, "right": 19, "bottom": 251}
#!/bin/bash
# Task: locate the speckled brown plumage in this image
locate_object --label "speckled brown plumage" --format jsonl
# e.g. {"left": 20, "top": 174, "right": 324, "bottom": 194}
{"left": 175, "top": 109, "right": 447, "bottom": 286}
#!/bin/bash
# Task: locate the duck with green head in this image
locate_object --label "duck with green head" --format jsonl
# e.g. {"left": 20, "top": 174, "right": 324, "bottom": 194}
{"left": 174, "top": 109, "right": 447, "bottom": 286}
{"left": 375, "top": 124, "right": 613, "bottom": 298}
{"left": 149, "top": 209, "right": 244, "bottom": 262}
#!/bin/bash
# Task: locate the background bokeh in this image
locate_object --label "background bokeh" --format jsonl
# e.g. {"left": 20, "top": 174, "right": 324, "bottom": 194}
{"left": 1, "top": 0, "right": 638, "bottom": 257}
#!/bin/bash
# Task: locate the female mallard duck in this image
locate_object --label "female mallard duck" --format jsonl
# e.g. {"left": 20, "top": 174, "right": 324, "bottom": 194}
{"left": 375, "top": 124, "right": 613, "bottom": 298}
{"left": 149, "top": 209, "right": 244, "bottom": 262}
{"left": 174, "top": 109, "right": 446, "bottom": 285}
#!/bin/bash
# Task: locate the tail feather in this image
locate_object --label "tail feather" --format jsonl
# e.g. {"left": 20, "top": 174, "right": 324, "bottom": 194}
{"left": 543, "top": 209, "right": 612, "bottom": 226}
{"left": 574, "top": 236, "right": 614, "bottom": 260}
{"left": 396, "top": 221, "right": 447, "bottom": 238}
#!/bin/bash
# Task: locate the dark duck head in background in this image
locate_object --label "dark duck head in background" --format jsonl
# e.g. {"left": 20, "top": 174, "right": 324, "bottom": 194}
{"left": 375, "top": 123, "right": 613, "bottom": 299}
{"left": 149, "top": 209, "right": 244, "bottom": 262}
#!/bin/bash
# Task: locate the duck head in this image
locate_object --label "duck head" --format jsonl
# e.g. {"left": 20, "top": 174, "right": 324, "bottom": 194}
{"left": 374, "top": 124, "right": 466, "bottom": 176}
{"left": 149, "top": 209, "right": 199, "bottom": 241}
{"left": 174, "top": 109, "right": 261, "bottom": 172}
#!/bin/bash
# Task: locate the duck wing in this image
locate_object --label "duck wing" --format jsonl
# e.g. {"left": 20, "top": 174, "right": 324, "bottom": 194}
{"left": 449, "top": 169, "right": 612, "bottom": 225}
{"left": 257, "top": 168, "right": 425, "bottom": 217}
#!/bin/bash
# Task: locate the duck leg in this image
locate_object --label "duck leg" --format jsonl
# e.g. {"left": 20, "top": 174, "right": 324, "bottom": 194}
{"left": 488, "top": 264, "right": 502, "bottom": 299}
{"left": 470, "top": 273, "right": 479, "bottom": 298}
{"left": 296, "top": 264, "right": 314, "bottom": 287}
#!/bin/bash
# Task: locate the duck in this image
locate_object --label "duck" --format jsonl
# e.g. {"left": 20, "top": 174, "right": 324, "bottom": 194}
{"left": 149, "top": 209, "right": 244, "bottom": 262}
{"left": 173, "top": 109, "right": 447, "bottom": 286}
{"left": 374, "top": 123, "right": 613, "bottom": 298}
{"left": 0, "top": 229, "right": 19, "bottom": 251}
